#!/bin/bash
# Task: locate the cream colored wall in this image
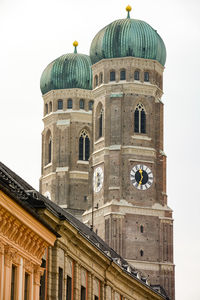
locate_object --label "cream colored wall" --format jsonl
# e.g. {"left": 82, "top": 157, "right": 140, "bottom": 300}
{"left": 0, "top": 190, "right": 56, "bottom": 300}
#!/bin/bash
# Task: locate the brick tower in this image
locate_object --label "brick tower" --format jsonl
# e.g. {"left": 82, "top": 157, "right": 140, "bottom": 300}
{"left": 40, "top": 42, "right": 93, "bottom": 218}
{"left": 83, "top": 6, "right": 175, "bottom": 299}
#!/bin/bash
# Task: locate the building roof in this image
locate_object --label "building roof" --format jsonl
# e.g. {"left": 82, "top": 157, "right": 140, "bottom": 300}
{"left": 90, "top": 16, "right": 166, "bottom": 66}
{"left": 0, "top": 161, "right": 168, "bottom": 299}
{"left": 40, "top": 46, "right": 93, "bottom": 95}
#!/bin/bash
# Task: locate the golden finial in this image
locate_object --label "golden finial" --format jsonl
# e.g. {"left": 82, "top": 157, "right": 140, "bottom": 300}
{"left": 126, "top": 5, "right": 132, "bottom": 18}
{"left": 73, "top": 41, "right": 78, "bottom": 53}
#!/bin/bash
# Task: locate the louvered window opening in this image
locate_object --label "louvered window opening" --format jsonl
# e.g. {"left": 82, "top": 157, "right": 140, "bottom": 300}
{"left": 79, "top": 130, "right": 90, "bottom": 161}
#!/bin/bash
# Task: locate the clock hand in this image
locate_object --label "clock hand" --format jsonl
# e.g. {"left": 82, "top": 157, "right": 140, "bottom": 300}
{"left": 139, "top": 169, "right": 143, "bottom": 185}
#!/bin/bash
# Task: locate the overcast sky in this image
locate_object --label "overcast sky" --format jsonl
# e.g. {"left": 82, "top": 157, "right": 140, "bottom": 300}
{"left": 1, "top": 0, "right": 200, "bottom": 299}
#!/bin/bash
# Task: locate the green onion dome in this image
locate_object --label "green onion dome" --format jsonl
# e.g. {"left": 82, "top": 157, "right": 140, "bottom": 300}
{"left": 90, "top": 6, "right": 166, "bottom": 66}
{"left": 40, "top": 42, "right": 92, "bottom": 95}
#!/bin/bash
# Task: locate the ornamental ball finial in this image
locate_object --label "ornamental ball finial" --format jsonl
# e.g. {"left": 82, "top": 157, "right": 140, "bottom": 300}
{"left": 73, "top": 41, "right": 78, "bottom": 53}
{"left": 126, "top": 5, "right": 132, "bottom": 12}
{"left": 126, "top": 5, "right": 132, "bottom": 18}
{"left": 73, "top": 40, "right": 78, "bottom": 47}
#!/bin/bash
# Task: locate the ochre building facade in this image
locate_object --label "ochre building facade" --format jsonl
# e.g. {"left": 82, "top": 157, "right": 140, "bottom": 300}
{"left": 0, "top": 163, "right": 57, "bottom": 300}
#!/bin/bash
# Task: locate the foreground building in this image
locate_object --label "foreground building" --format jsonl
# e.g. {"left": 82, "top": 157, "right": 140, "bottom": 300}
{"left": 0, "top": 162, "right": 57, "bottom": 300}
{"left": 39, "top": 6, "right": 175, "bottom": 299}
{"left": 0, "top": 162, "right": 169, "bottom": 300}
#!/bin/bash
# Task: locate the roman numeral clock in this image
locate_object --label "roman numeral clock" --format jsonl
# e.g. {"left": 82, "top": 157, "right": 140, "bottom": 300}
{"left": 130, "top": 165, "right": 153, "bottom": 190}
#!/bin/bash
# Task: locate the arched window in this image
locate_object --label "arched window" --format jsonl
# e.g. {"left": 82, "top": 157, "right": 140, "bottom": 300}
{"left": 110, "top": 71, "right": 115, "bottom": 81}
{"left": 95, "top": 103, "right": 104, "bottom": 140}
{"left": 49, "top": 102, "right": 52, "bottom": 112}
{"left": 57, "top": 99, "right": 63, "bottom": 110}
{"left": 88, "top": 100, "right": 93, "bottom": 110}
{"left": 99, "top": 73, "right": 103, "bottom": 84}
{"left": 140, "top": 250, "right": 144, "bottom": 257}
{"left": 144, "top": 72, "right": 149, "bottom": 82}
{"left": 134, "top": 103, "right": 146, "bottom": 134}
{"left": 140, "top": 225, "right": 144, "bottom": 233}
{"left": 99, "top": 109, "right": 103, "bottom": 138}
{"left": 48, "top": 138, "right": 52, "bottom": 163}
{"left": 79, "top": 129, "right": 90, "bottom": 161}
{"left": 45, "top": 130, "right": 52, "bottom": 165}
{"left": 45, "top": 103, "right": 48, "bottom": 115}
{"left": 134, "top": 70, "right": 140, "bottom": 80}
{"left": 67, "top": 98, "right": 73, "bottom": 109}
{"left": 95, "top": 75, "right": 98, "bottom": 87}
{"left": 120, "top": 69, "right": 126, "bottom": 80}
{"left": 80, "top": 99, "right": 85, "bottom": 109}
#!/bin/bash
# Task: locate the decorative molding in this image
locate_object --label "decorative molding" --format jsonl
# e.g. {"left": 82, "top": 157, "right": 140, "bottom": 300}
{"left": 57, "top": 119, "right": 70, "bottom": 126}
{"left": 43, "top": 88, "right": 93, "bottom": 101}
{"left": 132, "top": 135, "right": 152, "bottom": 141}
{"left": 0, "top": 204, "right": 48, "bottom": 261}
{"left": 69, "top": 171, "right": 89, "bottom": 180}
{"left": 77, "top": 160, "right": 89, "bottom": 165}
{"left": 56, "top": 167, "right": 69, "bottom": 173}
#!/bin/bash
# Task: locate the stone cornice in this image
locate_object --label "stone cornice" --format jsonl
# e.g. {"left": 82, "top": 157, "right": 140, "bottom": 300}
{"left": 42, "top": 88, "right": 93, "bottom": 101}
{"left": 92, "top": 56, "right": 164, "bottom": 74}
{"left": 0, "top": 205, "right": 48, "bottom": 263}
{"left": 0, "top": 191, "right": 56, "bottom": 251}
{"left": 93, "top": 81, "right": 163, "bottom": 100}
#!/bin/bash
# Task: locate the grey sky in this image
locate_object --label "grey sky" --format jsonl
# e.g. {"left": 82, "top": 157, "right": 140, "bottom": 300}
{"left": 1, "top": 0, "right": 199, "bottom": 299}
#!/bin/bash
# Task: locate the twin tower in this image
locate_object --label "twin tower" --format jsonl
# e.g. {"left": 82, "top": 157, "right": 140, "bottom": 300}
{"left": 40, "top": 7, "right": 175, "bottom": 300}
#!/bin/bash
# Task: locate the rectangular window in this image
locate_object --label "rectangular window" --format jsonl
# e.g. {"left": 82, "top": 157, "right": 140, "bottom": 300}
{"left": 66, "top": 276, "right": 72, "bottom": 300}
{"left": 24, "top": 273, "right": 30, "bottom": 300}
{"left": 67, "top": 99, "right": 73, "bottom": 109}
{"left": 120, "top": 70, "right": 126, "bottom": 80}
{"left": 58, "top": 267, "right": 63, "bottom": 300}
{"left": 58, "top": 99, "right": 63, "bottom": 110}
{"left": 110, "top": 71, "right": 115, "bottom": 81}
{"left": 40, "top": 259, "right": 46, "bottom": 300}
{"left": 144, "top": 72, "right": 149, "bottom": 82}
{"left": 81, "top": 286, "right": 86, "bottom": 300}
{"left": 80, "top": 99, "right": 84, "bottom": 109}
{"left": 11, "top": 265, "right": 16, "bottom": 300}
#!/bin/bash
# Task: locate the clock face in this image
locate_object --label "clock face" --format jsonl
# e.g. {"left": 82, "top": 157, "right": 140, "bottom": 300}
{"left": 93, "top": 167, "right": 104, "bottom": 193}
{"left": 130, "top": 164, "right": 153, "bottom": 190}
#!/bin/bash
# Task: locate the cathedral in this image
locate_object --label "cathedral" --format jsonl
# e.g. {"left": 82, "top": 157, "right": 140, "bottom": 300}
{"left": 39, "top": 6, "right": 175, "bottom": 299}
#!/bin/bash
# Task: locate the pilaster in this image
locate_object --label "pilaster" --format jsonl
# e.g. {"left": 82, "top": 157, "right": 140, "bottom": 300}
{"left": 0, "top": 242, "right": 4, "bottom": 300}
